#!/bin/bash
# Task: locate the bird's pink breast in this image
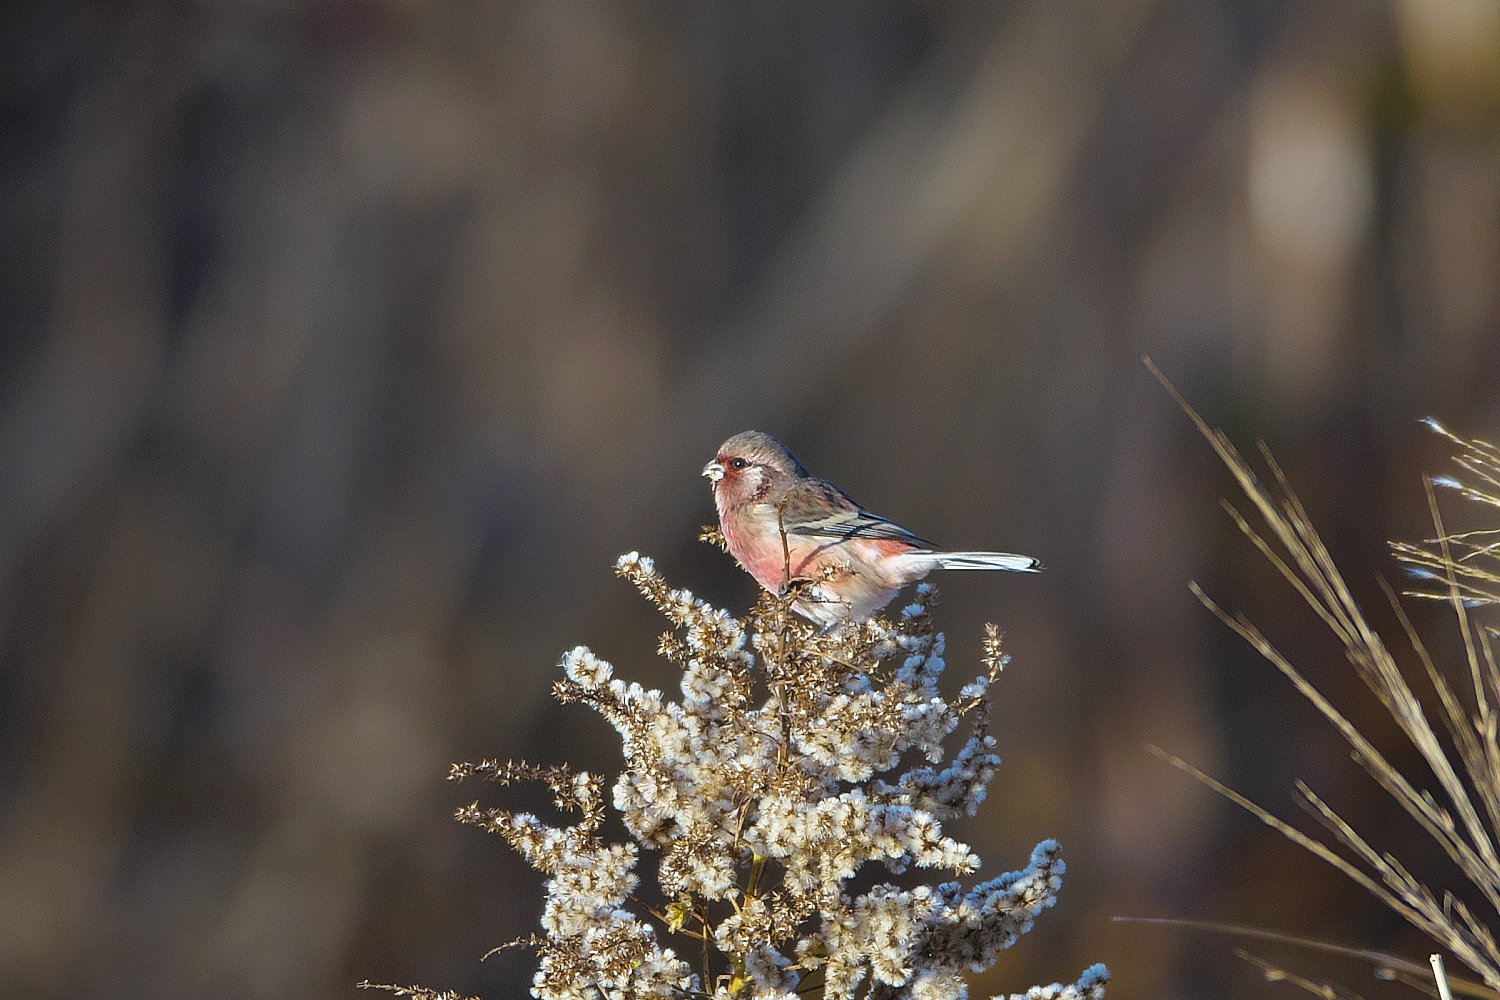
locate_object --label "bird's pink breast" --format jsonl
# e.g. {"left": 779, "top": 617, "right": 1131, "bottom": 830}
{"left": 721, "top": 507, "right": 793, "bottom": 593}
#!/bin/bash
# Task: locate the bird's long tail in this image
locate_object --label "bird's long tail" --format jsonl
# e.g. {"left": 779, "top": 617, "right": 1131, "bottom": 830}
{"left": 922, "top": 551, "right": 1043, "bottom": 573}
{"left": 900, "top": 551, "right": 1044, "bottom": 575}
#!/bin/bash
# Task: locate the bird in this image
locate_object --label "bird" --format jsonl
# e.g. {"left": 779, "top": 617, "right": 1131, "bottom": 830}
{"left": 702, "top": 431, "right": 1040, "bottom": 627}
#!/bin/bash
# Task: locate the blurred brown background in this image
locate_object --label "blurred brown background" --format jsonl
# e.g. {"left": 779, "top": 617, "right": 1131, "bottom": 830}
{"left": 3, "top": 2, "right": 1500, "bottom": 998}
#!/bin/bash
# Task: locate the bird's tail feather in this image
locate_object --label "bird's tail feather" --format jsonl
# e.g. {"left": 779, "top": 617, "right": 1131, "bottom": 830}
{"left": 926, "top": 551, "right": 1043, "bottom": 572}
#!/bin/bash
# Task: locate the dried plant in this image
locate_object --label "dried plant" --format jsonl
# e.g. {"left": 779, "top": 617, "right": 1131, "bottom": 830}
{"left": 1392, "top": 420, "right": 1500, "bottom": 611}
{"left": 1152, "top": 362, "right": 1500, "bottom": 998}
{"left": 372, "top": 551, "right": 1106, "bottom": 1000}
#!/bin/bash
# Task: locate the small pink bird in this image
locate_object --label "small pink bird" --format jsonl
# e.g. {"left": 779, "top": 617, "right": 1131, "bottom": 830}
{"left": 703, "top": 431, "right": 1040, "bottom": 627}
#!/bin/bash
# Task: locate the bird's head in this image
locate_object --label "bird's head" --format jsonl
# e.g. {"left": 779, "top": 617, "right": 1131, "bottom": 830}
{"left": 702, "top": 431, "right": 806, "bottom": 507}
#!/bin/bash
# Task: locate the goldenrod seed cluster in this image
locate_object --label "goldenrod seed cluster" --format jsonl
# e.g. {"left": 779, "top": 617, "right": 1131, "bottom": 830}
{"left": 447, "top": 553, "right": 1106, "bottom": 1000}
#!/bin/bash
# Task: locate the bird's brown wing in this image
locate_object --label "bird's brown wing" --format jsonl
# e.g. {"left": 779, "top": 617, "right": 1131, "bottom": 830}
{"left": 775, "top": 477, "right": 936, "bottom": 547}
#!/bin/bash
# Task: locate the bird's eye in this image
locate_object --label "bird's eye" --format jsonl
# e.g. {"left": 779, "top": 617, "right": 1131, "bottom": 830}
{"left": 729, "top": 457, "right": 748, "bottom": 470}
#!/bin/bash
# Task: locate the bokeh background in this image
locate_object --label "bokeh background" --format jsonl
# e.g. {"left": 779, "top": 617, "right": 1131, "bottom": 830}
{"left": 4, "top": 2, "right": 1500, "bottom": 998}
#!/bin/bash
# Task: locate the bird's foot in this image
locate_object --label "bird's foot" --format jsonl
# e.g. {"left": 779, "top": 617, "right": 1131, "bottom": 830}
{"left": 778, "top": 576, "right": 817, "bottom": 600}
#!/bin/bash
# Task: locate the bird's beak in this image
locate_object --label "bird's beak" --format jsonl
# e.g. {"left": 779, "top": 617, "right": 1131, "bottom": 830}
{"left": 702, "top": 460, "right": 725, "bottom": 483}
